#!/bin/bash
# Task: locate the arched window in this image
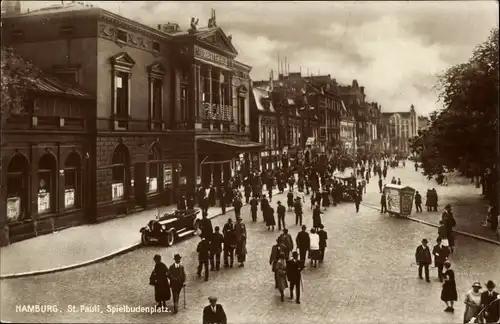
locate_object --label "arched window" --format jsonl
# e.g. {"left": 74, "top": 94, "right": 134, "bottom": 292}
{"left": 6, "top": 154, "right": 29, "bottom": 221}
{"left": 64, "top": 152, "right": 81, "bottom": 208}
{"left": 111, "top": 144, "right": 129, "bottom": 201}
{"left": 38, "top": 153, "right": 57, "bottom": 214}
{"left": 148, "top": 145, "right": 161, "bottom": 193}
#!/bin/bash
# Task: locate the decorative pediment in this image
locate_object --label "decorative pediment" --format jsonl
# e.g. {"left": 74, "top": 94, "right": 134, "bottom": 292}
{"left": 110, "top": 52, "right": 136, "bottom": 68}
{"left": 198, "top": 28, "right": 238, "bottom": 56}
{"left": 148, "top": 62, "right": 165, "bottom": 78}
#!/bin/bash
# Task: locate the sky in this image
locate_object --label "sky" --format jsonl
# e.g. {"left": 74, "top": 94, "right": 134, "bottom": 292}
{"left": 21, "top": 1, "right": 499, "bottom": 116}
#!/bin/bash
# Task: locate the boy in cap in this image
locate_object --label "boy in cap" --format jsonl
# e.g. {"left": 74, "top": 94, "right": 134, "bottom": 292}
{"left": 415, "top": 238, "right": 432, "bottom": 282}
{"left": 169, "top": 254, "right": 186, "bottom": 313}
{"left": 202, "top": 296, "right": 227, "bottom": 324}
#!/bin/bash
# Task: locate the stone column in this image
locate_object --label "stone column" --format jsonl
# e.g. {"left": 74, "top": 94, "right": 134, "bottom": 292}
{"left": 192, "top": 63, "right": 198, "bottom": 121}
{"left": 197, "top": 65, "right": 203, "bottom": 120}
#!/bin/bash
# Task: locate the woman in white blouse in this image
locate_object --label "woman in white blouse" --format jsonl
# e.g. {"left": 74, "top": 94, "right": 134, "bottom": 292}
{"left": 463, "top": 282, "right": 482, "bottom": 323}
{"left": 309, "top": 228, "right": 320, "bottom": 268}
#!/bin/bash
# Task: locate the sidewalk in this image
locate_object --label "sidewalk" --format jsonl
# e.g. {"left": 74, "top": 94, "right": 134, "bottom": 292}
{"left": 0, "top": 188, "right": 286, "bottom": 279}
{"left": 361, "top": 164, "right": 499, "bottom": 244}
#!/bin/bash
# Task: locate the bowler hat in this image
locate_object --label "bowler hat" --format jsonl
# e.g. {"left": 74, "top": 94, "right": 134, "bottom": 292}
{"left": 486, "top": 280, "right": 496, "bottom": 289}
{"left": 277, "top": 201, "right": 281, "bottom": 204}
{"left": 422, "top": 238, "right": 428, "bottom": 243}
{"left": 174, "top": 254, "right": 182, "bottom": 260}
{"left": 208, "top": 296, "right": 218, "bottom": 301}
{"left": 153, "top": 254, "right": 161, "bottom": 260}
{"left": 472, "top": 282, "right": 482, "bottom": 288}
{"left": 445, "top": 204, "right": 451, "bottom": 210}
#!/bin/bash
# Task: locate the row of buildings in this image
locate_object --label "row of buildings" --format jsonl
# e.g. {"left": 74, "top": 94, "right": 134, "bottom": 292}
{"left": 0, "top": 1, "right": 424, "bottom": 244}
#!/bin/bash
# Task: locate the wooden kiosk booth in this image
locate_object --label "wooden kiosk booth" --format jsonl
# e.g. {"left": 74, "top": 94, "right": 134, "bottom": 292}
{"left": 383, "top": 184, "right": 416, "bottom": 217}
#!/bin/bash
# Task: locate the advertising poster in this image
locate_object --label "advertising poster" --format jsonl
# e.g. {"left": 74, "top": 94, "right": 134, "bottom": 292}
{"left": 400, "top": 191, "right": 414, "bottom": 216}
{"left": 385, "top": 188, "right": 400, "bottom": 214}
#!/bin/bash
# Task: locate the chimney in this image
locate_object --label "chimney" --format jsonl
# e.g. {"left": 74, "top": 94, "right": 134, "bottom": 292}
{"left": 360, "top": 86, "right": 365, "bottom": 94}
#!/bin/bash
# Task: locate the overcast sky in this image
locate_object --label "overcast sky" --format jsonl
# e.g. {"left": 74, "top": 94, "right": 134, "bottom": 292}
{"left": 23, "top": 1, "right": 499, "bottom": 116}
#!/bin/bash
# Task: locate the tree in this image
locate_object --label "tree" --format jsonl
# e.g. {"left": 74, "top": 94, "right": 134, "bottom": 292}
{"left": 410, "top": 28, "right": 499, "bottom": 179}
{"left": 0, "top": 46, "right": 40, "bottom": 128}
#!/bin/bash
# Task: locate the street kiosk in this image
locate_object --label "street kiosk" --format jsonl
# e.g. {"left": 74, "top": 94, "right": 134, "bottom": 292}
{"left": 383, "top": 184, "right": 416, "bottom": 217}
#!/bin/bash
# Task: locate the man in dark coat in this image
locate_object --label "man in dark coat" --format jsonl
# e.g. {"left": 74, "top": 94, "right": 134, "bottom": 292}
{"left": 276, "top": 201, "right": 287, "bottom": 230}
{"left": 415, "top": 238, "right": 432, "bottom": 282}
{"left": 269, "top": 238, "right": 286, "bottom": 288}
{"left": 286, "top": 251, "right": 304, "bottom": 304}
{"left": 234, "top": 217, "right": 247, "bottom": 267}
{"left": 378, "top": 178, "right": 383, "bottom": 193}
{"left": 202, "top": 296, "right": 227, "bottom": 324}
{"left": 293, "top": 197, "right": 303, "bottom": 226}
{"left": 261, "top": 196, "right": 270, "bottom": 222}
{"left": 278, "top": 228, "right": 294, "bottom": 258}
{"left": 432, "top": 237, "right": 449, "bottom": 282}
{"left": 287, "top": 191, "right": 295, "bottom": 211}
{"left": 296, "top": 225, "right": 310, "bottom": 261}
{"left": 244, "top": 184, "right": 251, "bottom": 204}
{"left": 414, "top": 191, "right": 422, "bottom": 212}
{"left": 150, "top": 254, "right": 171, "bottom": 310}
{"left": 209, "top": 226, "right": 224, "bottom": 271}
{"left": 480, "top": 280, "right": 499, "bottom": 323}
{"left": 380, "top": 193, "right": 387, "bottom": 213}
{"left": 168, "top": 254, "right": 186, "bottom": 313}
{"left": 317, "top": 224, "right": 328, "bottom": 262}
{"left": 200, "top": 213, "right": 214, "bottom": 239}
{"left": 220, "top": 189, "right": 227, "bottom": 215}
{"left": 354, "top": 192, "right": 361, "bottom": 213}
{"left": 222, "top": 218, "right": 236, "bottom": 268}
{"left": 249, "top": 196, "right": 258, "bottom": 222}
{"left": 197, "top": 236, "right": 211, "bottom": 281}
{"left": 233, "top": 197, "right": 243, "bottom": 219}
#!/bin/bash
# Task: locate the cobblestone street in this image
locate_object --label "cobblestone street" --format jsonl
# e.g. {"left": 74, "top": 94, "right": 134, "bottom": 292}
{"left": 2, "top": 175, "right": 499, "bottom": 323}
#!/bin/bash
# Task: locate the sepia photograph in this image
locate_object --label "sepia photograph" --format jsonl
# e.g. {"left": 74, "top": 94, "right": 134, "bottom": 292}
{"left": 0, "top": 1, "right": 499, "bottom": 323}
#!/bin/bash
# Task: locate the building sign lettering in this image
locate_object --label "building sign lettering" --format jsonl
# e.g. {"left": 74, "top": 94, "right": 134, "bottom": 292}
{"left": 194, "top": 45, "right": 228, "bottom": 66}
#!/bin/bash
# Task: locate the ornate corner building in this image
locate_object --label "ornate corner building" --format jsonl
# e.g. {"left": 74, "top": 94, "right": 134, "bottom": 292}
{"left": 0, "top": 2, "right": 262, "bottom": 244}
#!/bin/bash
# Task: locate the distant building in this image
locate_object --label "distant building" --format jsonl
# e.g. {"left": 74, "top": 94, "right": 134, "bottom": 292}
{"left": 381, "top": 105, "right": 418, "bottom": 153}
{"left": 418, "top": 116, "right": 430, "bottom": 131}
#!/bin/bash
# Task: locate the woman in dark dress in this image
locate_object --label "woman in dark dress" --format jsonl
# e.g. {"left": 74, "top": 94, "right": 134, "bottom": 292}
{"left": 440, "top": 260, "right": 458, "bottom": 313}
{"left": 265, "top": 206, "right": 276, "bottom": 231}
{"left": 312, "top": 205, "right": 323, "bottom": 231}
{"left": 150, "top": 254, "right": 171, "bottom": 310}
{"left": 322, "top": 190, "right": 330, "bottom": 210}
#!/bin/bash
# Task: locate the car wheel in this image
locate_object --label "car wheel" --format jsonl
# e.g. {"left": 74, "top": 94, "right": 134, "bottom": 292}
{"left": 165, "top": 230, "right": 175, "bottom": 246}
{"left": 141, "top": 232, "right": 150, "bottom": 245}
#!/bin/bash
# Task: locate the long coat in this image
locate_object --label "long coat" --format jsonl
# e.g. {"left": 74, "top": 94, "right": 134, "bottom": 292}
{"left": 275, "top": 259, "right": 288, "bottom": 291}
{"left": 265, "top": 207, "right": 276, "bottom": 226}
{"left": 150, "top": 262, "right": 171, "bottom": 302}
{"left": 313, "top": 208, "right": 322, "bottom": 228}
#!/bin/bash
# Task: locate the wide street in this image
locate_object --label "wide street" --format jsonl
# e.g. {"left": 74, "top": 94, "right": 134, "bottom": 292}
{"left": 1, "top": 164, "right": 499, "bottom": 324}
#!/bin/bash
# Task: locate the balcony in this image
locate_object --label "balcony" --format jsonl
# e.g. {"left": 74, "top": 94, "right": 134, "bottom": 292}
{"left": 202, "top": 103, "right": 233, "bottom": 122}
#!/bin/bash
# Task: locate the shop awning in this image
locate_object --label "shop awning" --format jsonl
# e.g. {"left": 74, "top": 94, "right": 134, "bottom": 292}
{"left": 199, "top": 138, "right": 265, "bottom": 152}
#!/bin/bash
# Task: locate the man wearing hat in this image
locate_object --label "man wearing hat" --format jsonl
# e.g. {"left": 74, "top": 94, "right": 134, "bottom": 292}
{"left": 286, "top": 251, "right": 304, "bottom": 303}
{"left": 415, "top": 238, "right": 432, "bottom": 282}
{"left": 197, "top": 236, "right": 211, "bottom": 281}
{"left": 222, "top": 218, "right": 236, "bottom": 268}
{"left": 234, "top": 217, "right": 247, "bottom": 267}
{"left": 277, "top": 201, "right": 286, "bottom": 231}
{"left": 480, "top": 280, "right": 499, "bottom": 323}
{"left": 441, "top": 204, "right": 456, "bottom": 253}
{"left": 169, "top": 254, "right": 186, "bottom": 314}
{"left": 432, "top": 237, "right": 449, "bottom": 282}
{"left": 149, "top": 254, "right": 171, "bottom": 310}
{"left": 202, "top": 296, "right": 227, "bottom": 324}
{"left": 296, "top": 225, "right": 310, "bottom": 262}
{"left": 294, "top": 196, "right": 303, "bottom": 226}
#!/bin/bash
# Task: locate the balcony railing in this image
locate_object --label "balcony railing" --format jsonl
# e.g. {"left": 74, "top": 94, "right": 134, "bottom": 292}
{"left": 203, "top": 103, "right": 233, "bottom": 122}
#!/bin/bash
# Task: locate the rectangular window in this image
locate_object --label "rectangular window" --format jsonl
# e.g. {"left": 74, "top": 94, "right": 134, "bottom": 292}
{"left": 117, "top": 30, "right": 127, "bottom": 43}
{"left": 112, "top": 183, "right": 124, "bottom": 200}
{"left": 180, "top": 85, "right": 187, "bottom": 120}
{"left": 116, "top": 72, "right": 129, "bottom": 118}
{"left": 152, "top": 41, "right": 160, "bottom": 52}
{"left": 261, "top": 125, "right": 266, "bottom": 143}
{"left": 163, "top": 164, "right": 172, "bottom": 188}
{"left": 152, "top": 79, "right": 162, "bottom": 120}
{"left": 238, "top": 97, "right": 245, "bottom": 126}
{"left": 272, "top": 127, "right": 277, "bottom": 148}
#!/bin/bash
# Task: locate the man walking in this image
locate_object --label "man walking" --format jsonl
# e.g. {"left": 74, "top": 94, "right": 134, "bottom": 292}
{"left": 197, "top": 236, "right": 211, "bottom": 281}
{"left": 378, "top": 177, "right": 383, "bottom": 193}
{"left": 415, "top": 191, "right": 422, "bottom": 213}
{"left": 202, "top": 296, "right": 227, "bottom": 324}
{"left": 294, "top": 197, "right": 303, "bottom": 226}
{"left": 279, "top": 228, "right": 294, "bottom": 258}
{"left": 168, "top": 254, "right": 186, "bottom": 314}
{"left": 354, "top": 192, "right": 361, "bottom": 213}
{"left": 200, "top": 212, "right": 214, "bottom": 239}
{"left": 234, "top": 217, "right": 247, "bottom": 267}
{"left": 277, "top": 201, "right": 286, "bottom": 230}
{"left": 317, "top": 224, "right": 328, "bottom": 262}
{"left": 209, "top": 226, "right": 224, "bottom": 271}
{"left": 480, "top": 280, "right": 499, "bottom": 324}
{"left": 286, "top": 251, "right": 304, "bottom": 304}
{"left": 249, "top": 196, "right": 258, "bottom": 222}
{"left": 432, "top": 237, "right": 449, "bottom": 282}
{"left": 380, "top": 193, "right": 387, "bottom": 213}
{"left": 296, "top": 225, "right": 310, "bottom": 261}
{"left": 415, "top": 238, "right": 432, "bottom": 282}
{"left": 222, "top": 218, "right": 236, "bottom": 268}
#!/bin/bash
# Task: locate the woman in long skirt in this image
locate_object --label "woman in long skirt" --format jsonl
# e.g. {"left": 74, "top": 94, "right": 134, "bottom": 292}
{"left": 275, "top": 253, "right": 288, "bottom": 302}
{"left": 265, "top": 206, "right": 276, "bottom": 231}
{"left": 441, "top": 260, "right": 458, "bottom": 313}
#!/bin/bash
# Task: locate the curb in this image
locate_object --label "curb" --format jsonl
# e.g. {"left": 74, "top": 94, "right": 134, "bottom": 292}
{"left": 360, "top": 202, "right": 500, "bottom": 246}
{"left": 0, "top": 193, "right": 265, "bottom": 280}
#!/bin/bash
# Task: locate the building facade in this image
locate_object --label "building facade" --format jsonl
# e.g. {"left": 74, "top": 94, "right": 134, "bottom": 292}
{"left": 339, "top": 80, "right": 369, "bottom": 155}
{"left": 1, "top": 2, "right": 261, "bottom": 244}
{"left": 340, "top": 104, "right": 356, "bottom": 155}
{"left": 381, "top": 105, "right": 418, "bottom": 153}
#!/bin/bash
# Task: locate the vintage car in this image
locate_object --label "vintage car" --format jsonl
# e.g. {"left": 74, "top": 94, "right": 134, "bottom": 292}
{"left": 140, "top": 208, "right": 202, "bottom": 246}
{"left": 333, "top": 175, "right": 358, "bottom": 202}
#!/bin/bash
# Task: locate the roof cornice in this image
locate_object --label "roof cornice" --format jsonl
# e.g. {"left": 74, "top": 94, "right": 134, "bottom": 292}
{"left": 99, "top": 10, "right": 172, "bottom": 41}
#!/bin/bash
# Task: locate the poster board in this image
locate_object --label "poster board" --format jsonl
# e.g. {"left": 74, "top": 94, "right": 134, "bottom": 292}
{"left": 384, "top": 184, "right": 415, "bottom": 216}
